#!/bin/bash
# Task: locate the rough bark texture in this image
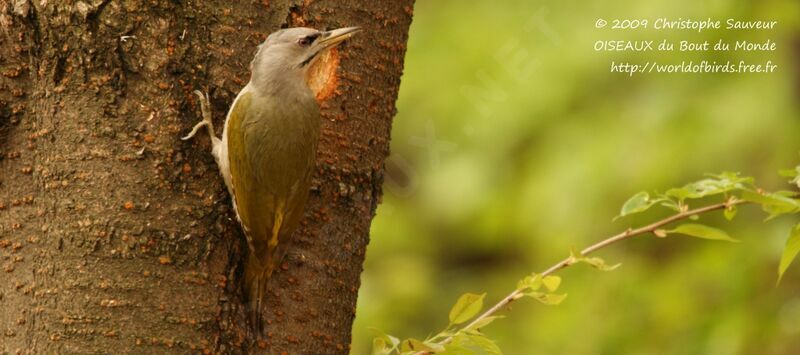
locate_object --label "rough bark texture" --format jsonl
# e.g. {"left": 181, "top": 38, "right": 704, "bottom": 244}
{"left": 0, "top": 0, "right": 413, "bottom": 353}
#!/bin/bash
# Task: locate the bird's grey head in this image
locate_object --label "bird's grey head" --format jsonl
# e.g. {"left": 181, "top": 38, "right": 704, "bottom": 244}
{"left": 249, "top": 26, "right": 360, "bottom": 90}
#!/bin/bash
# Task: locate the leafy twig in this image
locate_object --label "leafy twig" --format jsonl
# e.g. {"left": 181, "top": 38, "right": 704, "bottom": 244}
{"left": 372, "top": 169, "right": 800, "bottom": 355}
{"left": 433, "top": 199, "right": 743, "bottom": 350}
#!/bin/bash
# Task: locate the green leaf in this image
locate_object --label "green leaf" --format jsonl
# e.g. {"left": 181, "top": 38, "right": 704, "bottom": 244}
{"left": 425, "top": 329, "right": 455, "bottom": 343}
{"left": 449, "top": 293, "right": 485, "bottom": 325}
{"left": 542, "top": 275, "right": 561, "bottom": 292}
{"left": 660, "top": 198, "right": 682, "bottom": 212}
{"left": 371, "top": 329, "right": 400, "bottom": 354}
{"left": 617, "top": 192, "right": 662, "bottom": 219}
{"left": 775, "top": 190, "right": 800, "bottom": 197}
{"left": 373, "top": 338, "right": 390, "bottom": 355}
{"left": 619, "top": 192, "right": 649, "bottom": 215}
{"left": 400, "top": 338, "right": 441, "bottom": 353}
{"left": 741, "top": 189, "right": 800, "bottom": 219}
{"left": 440, "top": 345, "right": 474, "bottom": 355}
{"left": 465, "top": 333, "right": 502, "bottom": 355}
{"left": 526, "top": 292, "right": 568, "bottom": 305}
{"left": 778, "top": 166, "right": 800, "bottom": 188}
{"left": 724, "top": 205, "right": 737, "bottom": 221}
{"left": 517, "top": 274, "right": 542, "bottom": 291}
{"left": 568, "top": 250, "right": 621, "bottom": 271}
{"left": 778, "top": 224, "right": 800, "bottom": 284}
{"left": 669, "top": 224, "right": 738, "bottom": 242}
{"left": 665, "top": 187, "right": 692, "bottom": 201}
{"left": 666, "top": 173, "right": 752, "bottom": 201}
{"left": 707, "top": 172, "right": 755, "bottom": 187}
{"left": 466, "top": 315, "right": 503, "bottom": 331}
{"left": 447, "top": 331, "right": 503, "bottom": 355}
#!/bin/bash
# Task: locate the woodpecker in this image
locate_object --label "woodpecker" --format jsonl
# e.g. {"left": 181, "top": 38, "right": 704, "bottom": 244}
{"left": 182, "top": 26, "right": 361, "bottom": 330}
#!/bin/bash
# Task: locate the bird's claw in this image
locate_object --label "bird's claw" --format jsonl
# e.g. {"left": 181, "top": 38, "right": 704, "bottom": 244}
{"left": 181, "top": 90, "right": 216, "bottom": 141}
{"left": 181, "top": 120, "right": 210, "bottom": 141}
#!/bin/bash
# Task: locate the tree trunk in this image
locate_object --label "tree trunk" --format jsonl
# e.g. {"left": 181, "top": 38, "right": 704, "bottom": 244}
{"left": 0, "top": 0, "right": 413, "bottom": 353}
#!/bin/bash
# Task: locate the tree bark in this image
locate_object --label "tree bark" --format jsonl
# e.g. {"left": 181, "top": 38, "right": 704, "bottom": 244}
{"left": 0, "top": 0, "right": 413, "bottom": 353}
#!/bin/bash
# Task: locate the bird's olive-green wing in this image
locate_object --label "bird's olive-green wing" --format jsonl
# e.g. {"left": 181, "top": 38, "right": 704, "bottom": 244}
{"left": 226, "top": 92, "right": 312, "bottom": 274}
{"left": 228, "top": 92, "right": 273, "bottom": 262}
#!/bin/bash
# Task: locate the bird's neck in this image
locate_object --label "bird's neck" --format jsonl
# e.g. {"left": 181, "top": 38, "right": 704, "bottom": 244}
{"left": 249, "top": 59, "right": 313, "bottom": 100}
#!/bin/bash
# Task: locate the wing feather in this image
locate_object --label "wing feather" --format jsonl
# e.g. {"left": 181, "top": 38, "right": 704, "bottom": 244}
{"left": 226, "top": 92, "right": 314, "bottom": 273}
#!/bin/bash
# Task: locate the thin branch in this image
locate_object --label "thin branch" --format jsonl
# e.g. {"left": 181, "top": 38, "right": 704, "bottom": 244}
{"left": 430, "top": 198, "right": 746, "bottom": 350}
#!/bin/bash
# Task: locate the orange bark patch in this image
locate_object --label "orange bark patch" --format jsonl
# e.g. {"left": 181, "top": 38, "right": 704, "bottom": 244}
{"left": 306, "top": 48, "right": 341, "bottom": 102}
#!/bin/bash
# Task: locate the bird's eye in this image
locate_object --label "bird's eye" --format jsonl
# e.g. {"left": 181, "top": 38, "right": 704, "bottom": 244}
{"left": 298, "top": 34, "right": 319, "bottom": 46}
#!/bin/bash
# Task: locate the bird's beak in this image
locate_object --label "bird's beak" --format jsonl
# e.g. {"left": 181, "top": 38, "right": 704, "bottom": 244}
{"left": 299, "top": 26, "right": 360, "bottom": 68}
{"left": 315, "top": 26, "right": 361, "bottom": 51}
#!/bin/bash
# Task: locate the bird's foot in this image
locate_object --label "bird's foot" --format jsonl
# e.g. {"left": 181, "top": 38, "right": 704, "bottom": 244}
{"left": 181, "top": 90, "right": 217, "bottom": 141}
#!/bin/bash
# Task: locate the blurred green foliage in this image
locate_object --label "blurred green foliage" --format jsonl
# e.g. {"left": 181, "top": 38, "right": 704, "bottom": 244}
{"left": 353, "top": 0, "right": 800, "bottom": 354}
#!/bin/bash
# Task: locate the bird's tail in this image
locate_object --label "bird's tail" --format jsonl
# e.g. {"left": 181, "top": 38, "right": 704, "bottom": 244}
{"left": 243, "top": 253, "right": 274, "bottom": 334}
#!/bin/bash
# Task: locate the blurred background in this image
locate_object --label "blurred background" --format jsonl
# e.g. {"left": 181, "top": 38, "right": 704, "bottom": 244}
{"left": 352, "top": 0, "right": 800, "bottom": 354}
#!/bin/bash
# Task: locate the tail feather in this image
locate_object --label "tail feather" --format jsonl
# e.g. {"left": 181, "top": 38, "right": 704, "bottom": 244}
{"left": 244, "top": 253, "right": 274, "bottom": 334}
